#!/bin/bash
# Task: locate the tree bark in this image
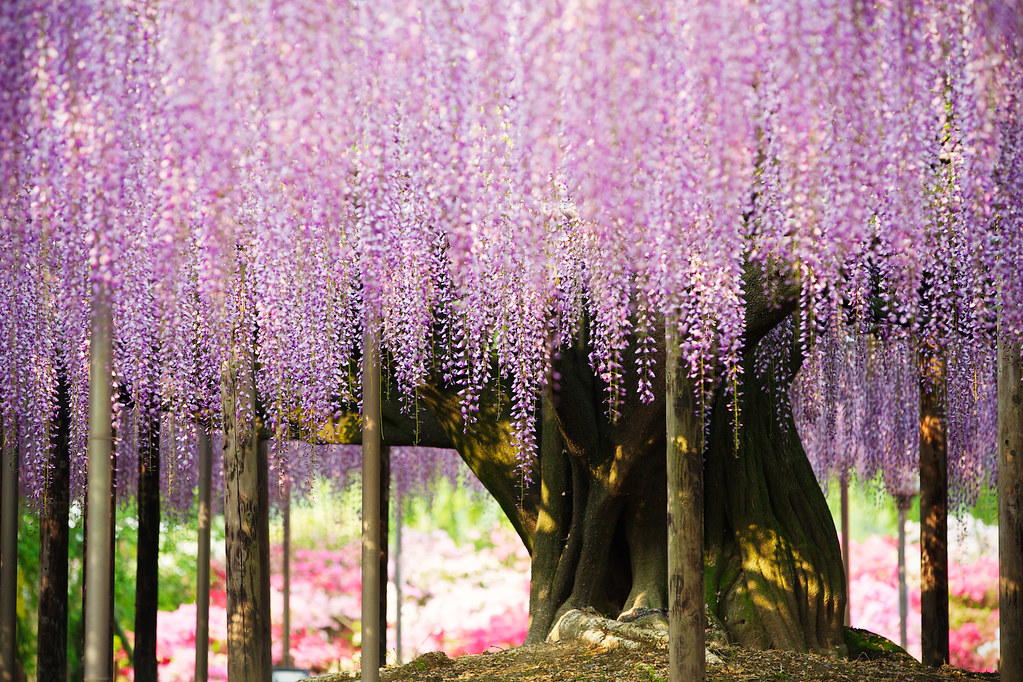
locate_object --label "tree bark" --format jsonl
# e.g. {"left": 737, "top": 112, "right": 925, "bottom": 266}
{"left": 222, "top": 343, "right": 272, "bottom": 682}
{"left": 999, "top": 335, "right": 1023, "bottom": 681}
{"left": 919, "top": 360, "right": 948, "bottom": 666}
{"left": 0, "top": 426, "right": 17, "bottom": 682}
{"left": 703, "top": 347, "right": 845, "bottom": 654}
{"left": 317, "top": 272, "right": 844, "bottom": 655}
{"left": 526, "top": 392, "right": 570, "bottom": 644}
{"left": 38, "top": 376, "right": 71, "bottom": 682}
{"left": 134, "top": 404, "right": 161, "bottom": 681}
{"left": 665, "top": 331, "right": 705, "bottom": 682}
{"left": 417, "top": 322, "right": 845, "bottom": 654}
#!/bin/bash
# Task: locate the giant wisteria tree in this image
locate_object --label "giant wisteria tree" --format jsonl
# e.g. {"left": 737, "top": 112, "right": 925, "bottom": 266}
{"left": 1, "top": 1, "right": 1021, "bottom": 681}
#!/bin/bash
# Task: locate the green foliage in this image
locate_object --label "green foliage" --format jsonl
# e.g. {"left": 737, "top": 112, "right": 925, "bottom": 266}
{"left": 400, "top": 477, "right": 509, "bottom": 548}
{"left": 825, "top": 475, "right": 917, "bottom": 540}
{"left": 824, "top": 475, "right": 997, "bottom": 541}
{"left": 16, "top": 510, "right": 40, "bottom": 680}
{"left": 15, "top": 500, "right": 141, "bottom": 680}
{"left": 968, "top": 487, "right": 997, "bottom": 525}
{"left": 159, "top": 510, "right": 226, "bottom": 610}
{"left": 635, "top": 662, "right": 667, "bottom": 681}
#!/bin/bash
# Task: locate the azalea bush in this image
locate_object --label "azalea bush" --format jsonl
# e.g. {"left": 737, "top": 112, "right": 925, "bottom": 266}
{"left": 126, "top": 488, "right": 529, "bottom": 681}
{"left": 845, "top": 516, "right": 999, "bottom": 671}
{"left": 111, "top": 476, "right": 999, "bottom": 680}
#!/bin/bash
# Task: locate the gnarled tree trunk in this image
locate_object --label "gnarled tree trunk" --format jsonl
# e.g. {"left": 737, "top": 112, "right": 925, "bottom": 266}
{"left": 414, "top": 321, "right": 845, "bottom": 654}
{"left": 320, "top": 273, "right": 846, "bottom": 655}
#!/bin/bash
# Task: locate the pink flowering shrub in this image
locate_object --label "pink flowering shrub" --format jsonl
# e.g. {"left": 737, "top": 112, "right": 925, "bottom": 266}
{"left": 129, "top": 516, "right": 998, "bottom": 679}
{"left": 393, "top": 525, "right": 529, "bottom": 658}
{"left": 845, "top": 531, "right": 998, "bottom": 672}
{"left": 135, "top": 521, "right": 528, "bottom": 680}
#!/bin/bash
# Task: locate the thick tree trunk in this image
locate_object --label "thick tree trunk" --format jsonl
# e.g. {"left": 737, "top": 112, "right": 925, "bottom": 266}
{"left": 330, "top": 272, "right": 843, "bottom": 655}
{"left": 919, "top": 362, "right": 949, "bottom": 666}
{"left": 134, "top": 404, "right": 161, "bottom": 681}
{"left": 420, "top": 327, "right": 844, "bottom": 654}
{"left": 665, "top": 333, "right": 705, "bottom": 682}
{"left": 38, "top": 378, "right": 71, "bottom": 682}
{"left": 526, "top": 392, "right": 570, "bottom": 644}
{"left": 222, "top": 346, "right": 272, "bottom": 682}
{"left": 999, "top": 335, "right": 1023, "bottom": 681}
{"left": 703, "top": 348, "right": 845, "bottom": 654}
{"left": 0, "top": 427, "right": 17, "bottom": 682}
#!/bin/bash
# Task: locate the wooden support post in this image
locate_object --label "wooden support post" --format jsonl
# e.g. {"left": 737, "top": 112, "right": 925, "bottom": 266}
{"left": 195, "top": 424, "right": 213, "bottom": 682}
{"left": 896, "top": 495, "right": 912, "bottom": 652}
{"left": 223, "top": 338, "right": 272, "bottom": 682}
{"left": 395, "top": 491, "right": 403, "bottom": 665}
{"left": 379, "top": 445, "right": 390, "bottom": 665}
{"left": 38, "top": 376, "right": 71, "bottom": 682}
{"left": 665, "top": 328, "right": 705, "bottom": 682}
{"left": 84, "top": 291, "right": 114, "bottom": 682}
{"left": 999, "top": 335, "right": 1023, "bottom": 681}
{"left": 919, "top": 359, "right": 949, "bottom": 666}
{"left": 134, "top": 401, "right": 161, "bottom": 681}
{"left": 361, "top": 327, "right": 382, "bottom": 682}
{"left": 106, "top": 450, "right": 116, "bottom": 681}
{"left": 840, "top": 474, "right": 850, "bottom": 628}
{"left": 282, "top": 476, "right": 292, "bottom": 668}
{"left": 0, "top": 426, "right": 18, "bottom": 682}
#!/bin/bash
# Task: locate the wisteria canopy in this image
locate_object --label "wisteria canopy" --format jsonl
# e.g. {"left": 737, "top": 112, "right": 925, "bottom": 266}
{"left": 1, "top": 0, "right": 1021, "bottom": 511}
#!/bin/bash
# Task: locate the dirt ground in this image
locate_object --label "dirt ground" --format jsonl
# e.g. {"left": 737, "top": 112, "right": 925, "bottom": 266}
{"left": 308, "top": 640, "right": 999, "bottom": 681}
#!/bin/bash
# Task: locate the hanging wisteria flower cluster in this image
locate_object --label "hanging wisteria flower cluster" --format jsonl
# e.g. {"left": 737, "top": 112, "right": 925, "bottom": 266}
{"left": 1, "top": 0, "right": 1020, "bottom": 509}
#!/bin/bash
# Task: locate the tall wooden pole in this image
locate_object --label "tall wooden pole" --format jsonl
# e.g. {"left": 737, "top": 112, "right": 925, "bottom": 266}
{"left": 106, "top": 450, "right": 116, "bottom": 681}
{"left": 840, "top": 474, "right": 850, "bottom": 627}
{"left": 134, "top": 402, "right": 161, "bottom": 681}
{"left": 223, "top": 333, "right": 272, "bottom": 682}
{"left": 896, "top": 494, "right": 911, "bottom": 652}
{"left": 84, "top": 289, "right": 114, "bottom": 682}
{"left": 195, "top": 424, "right": 213, "bottom": 682}
{"left": 361, "top": 326, "right": 382, "bottom": 682}
{"left": 38, "top": 375, "right": 71, "bottom": 682}
{"left": 282, "top": 477, "right": 292, "bottom": 668}
{"left": 919, "top": 359, "right": 949, "bottom": 666}
{"left": 0, "top": 426, "right": 18, "bottom": 682}
{"left": 665, "top": 327, "right": 705, "bottom": 682}
{"left": 394, "top": 492, "right": 403, "bottom": 665}
{"left": 379, "top": 445, "right": 390, "bottom": 665}
{"left": 999, "top": 334, "right": 1023, "bottom": 681}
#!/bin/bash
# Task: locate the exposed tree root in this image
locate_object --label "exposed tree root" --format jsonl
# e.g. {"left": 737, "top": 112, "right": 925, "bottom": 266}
{"left": 547, "top": 608, "right": 724, "bottom": 665}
